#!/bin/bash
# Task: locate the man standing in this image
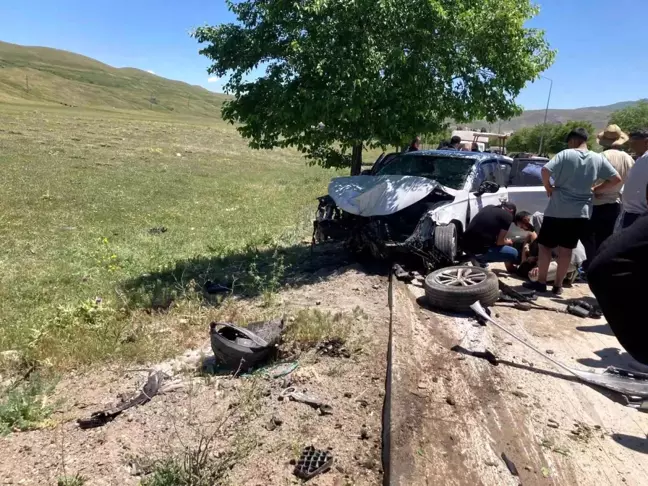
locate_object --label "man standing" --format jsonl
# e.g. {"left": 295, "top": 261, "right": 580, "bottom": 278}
{"left": 524, "top": 128, "right": 621, "bottom": 295}
{"left": 461, "top": 202, "right": 518, "bottom": 266}
{"left": 620, "top": 129, "right": 648, "bottom": 228}
{"left": 581, "top": 125, "right": 634, "bottom": 266}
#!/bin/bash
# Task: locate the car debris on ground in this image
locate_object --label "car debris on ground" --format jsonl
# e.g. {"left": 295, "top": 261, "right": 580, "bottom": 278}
{"left": 280, "top": 386, "right": 333, "bottom": 415}
{"left": 209, "top": 318, "right": 284, "bottom": 372}
{"left": 293, "top": 446, "right": 334, "bottom": 481}
{"left": 77, "top": 370, "right": 182, "bottom": 429}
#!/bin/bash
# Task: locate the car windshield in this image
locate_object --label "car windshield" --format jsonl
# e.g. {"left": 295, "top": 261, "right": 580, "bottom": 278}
{"left": 376, "top": 154, "right": 476, "bottom": 190}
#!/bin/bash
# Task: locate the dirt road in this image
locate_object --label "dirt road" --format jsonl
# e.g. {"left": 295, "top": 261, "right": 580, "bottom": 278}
{"left": 389, "top": 265, "right": 648, "bottom": 485}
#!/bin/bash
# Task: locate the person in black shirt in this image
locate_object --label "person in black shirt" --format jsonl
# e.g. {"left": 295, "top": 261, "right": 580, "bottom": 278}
{"left": 587, "top": 190, "right": 648, "bottom": 369}
{"left": 461, "top": 202, "right": 518, "bottom": 266}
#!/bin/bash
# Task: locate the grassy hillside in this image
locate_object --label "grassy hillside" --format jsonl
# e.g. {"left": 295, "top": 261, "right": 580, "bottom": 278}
{"left": 0, "top": 41, "right": 228, "bottom": 117}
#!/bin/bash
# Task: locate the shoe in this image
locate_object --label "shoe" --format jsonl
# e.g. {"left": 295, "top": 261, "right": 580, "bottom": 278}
{"left": 523, "top": 281, "right": 547, "bottom": 293}
{"left": 552, "top": 286, "right": 564, "bottom": 296}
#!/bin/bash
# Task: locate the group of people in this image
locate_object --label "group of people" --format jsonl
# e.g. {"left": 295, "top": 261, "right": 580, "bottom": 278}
{"left": 461, "top": 125, "right": 648, "bottom": 366}
{"left": 407, "top": 135, "right": 480, "bottom": 152}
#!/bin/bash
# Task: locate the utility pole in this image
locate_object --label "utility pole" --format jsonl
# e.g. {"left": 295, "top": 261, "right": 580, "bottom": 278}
{"left": 538, "top": 76, "right": 553, "bottom": 155}
{"left": 25, "top": 74, "right": 29, "bottom": 92}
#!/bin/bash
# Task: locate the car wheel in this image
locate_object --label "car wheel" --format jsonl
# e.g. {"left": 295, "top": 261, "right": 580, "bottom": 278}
{"left": 424, "top": 266, "right": 499, "bottom": 312}
{"left": 434, "top": 223, "right": 458, "bottom": 260}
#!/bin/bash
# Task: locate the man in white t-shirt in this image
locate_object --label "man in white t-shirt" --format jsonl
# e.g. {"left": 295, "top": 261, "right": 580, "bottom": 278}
{"left": 620, "top": 129, "right": 648, "bottom": 228}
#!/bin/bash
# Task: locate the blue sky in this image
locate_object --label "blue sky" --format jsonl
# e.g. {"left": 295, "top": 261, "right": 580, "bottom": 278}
{"left": 0, "top": 0, "right": 645, "bottom": 110}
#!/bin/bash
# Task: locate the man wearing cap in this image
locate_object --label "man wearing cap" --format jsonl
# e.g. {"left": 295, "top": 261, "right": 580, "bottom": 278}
{"left": 524, "top": 128, "right": 621, "bottom": 295}
{"left": 620, "top": 129, "right": 648, "bottom": 228}
{"left": 581, "top": 125, "right": 634, "bottom": 266}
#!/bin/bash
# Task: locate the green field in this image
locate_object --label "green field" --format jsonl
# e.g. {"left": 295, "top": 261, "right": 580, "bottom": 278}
{"left": 0, "top": 103, "right": 342, "bottom": 369}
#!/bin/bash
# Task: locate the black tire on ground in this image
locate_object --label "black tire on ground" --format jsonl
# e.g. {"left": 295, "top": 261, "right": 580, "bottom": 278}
{"left": 434, "top": 223, "right": 458, "bottom": 260}
{"left": 424, "top": 265, "right": 499, "bottom": 312}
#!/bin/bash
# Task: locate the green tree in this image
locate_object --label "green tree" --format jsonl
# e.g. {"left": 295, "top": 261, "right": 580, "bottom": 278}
{"left": 193, "top": 0, "right": 554, "bottom": 174}
{"left": 506, "top": 121, "right": 596, "bottom": 156}
{"left": 609, "top": 101, "right": 648, "bottom": 133}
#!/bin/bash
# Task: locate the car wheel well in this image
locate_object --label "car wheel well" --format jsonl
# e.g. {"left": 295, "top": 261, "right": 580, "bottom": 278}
{"left": 450, "top": 220, "right": 464, "bottom": 236}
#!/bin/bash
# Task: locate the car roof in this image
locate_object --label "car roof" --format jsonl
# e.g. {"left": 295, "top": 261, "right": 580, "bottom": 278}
{"left": 407, "top": 149, "right": 512, "bottom": 162}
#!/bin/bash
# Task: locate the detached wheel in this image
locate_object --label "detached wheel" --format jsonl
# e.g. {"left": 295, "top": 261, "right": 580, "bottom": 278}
{"left": 424, "top": 266, "right": 499, "bottom": 312}
{"left": 434, "top": 223, "right": 458, "bottom": 260}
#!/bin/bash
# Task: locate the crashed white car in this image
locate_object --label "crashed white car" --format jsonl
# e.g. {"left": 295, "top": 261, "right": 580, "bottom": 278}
{"left": 314, "top": 150, "right": 549, "bottom": 267}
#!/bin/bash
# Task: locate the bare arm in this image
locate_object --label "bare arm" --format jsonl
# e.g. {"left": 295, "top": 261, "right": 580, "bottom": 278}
{"left": 593, "top": 174, "right": 623, "bottom": 195}
{"left": 541, "top": 167, "right": 553, "bottom": 197}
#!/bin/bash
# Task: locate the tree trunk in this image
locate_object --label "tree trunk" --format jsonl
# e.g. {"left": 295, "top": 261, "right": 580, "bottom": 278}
{"left": 350, "top": 144, "right": 363, "bottom": 175}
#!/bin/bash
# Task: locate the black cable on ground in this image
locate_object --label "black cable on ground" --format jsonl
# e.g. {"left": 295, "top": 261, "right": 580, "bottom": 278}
{"left": 381, "top": 269, "right": 394, "bottom": 485}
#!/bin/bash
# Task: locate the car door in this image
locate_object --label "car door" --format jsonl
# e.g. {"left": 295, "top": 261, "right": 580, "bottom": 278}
{"left": 506, "top": 159, "right": 550, "bottom": 237}
{"left": 467, "top": 159, "right": 510, "bottom": 224}
{"left": 506, "top": 159, "right": 549, "bottom": 213}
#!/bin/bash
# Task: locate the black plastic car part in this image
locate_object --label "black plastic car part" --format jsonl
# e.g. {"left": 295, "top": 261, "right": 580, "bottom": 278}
{"left": 293, "top": 446, "right": 334, "bottom": 481}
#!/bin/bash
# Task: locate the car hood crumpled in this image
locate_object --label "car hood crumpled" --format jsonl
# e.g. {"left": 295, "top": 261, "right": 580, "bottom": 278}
{"left": 328, "top": 175, "right": 458, "bottom": 217}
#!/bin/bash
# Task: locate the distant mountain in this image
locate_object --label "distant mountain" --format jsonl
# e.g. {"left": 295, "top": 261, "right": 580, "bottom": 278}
{"left": 0, "top": 41, "right": 227, "bottom": 117}
{"left": 481, "top": 99, "right": 647, "bottom": 133}
{"left": 0, "top": 41, "right": 643, "bottom": 127}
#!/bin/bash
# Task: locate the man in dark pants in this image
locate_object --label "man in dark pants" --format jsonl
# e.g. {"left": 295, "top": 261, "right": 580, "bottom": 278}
{"left": 588, "top": 209, "right": 648, "bottom": 368}
{"left": 461, "top": 202, "right": 518, "bottom": 266}
{"left": 524, "top": 128, "right": 621, "bottom": 295}
{"left": 582, "top": 125, "right": 634, "bottom": 268}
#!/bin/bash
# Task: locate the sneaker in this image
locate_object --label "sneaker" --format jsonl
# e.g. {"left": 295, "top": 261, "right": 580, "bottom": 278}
{"left": 552, "top": 286, "right": 564, "bottom": 296}
{"left": 523, "top": 281, "right": 547, "bottom": 293}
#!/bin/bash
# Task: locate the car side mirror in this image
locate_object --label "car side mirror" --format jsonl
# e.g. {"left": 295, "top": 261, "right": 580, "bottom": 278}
{"left": 474, "top": 181, "right": 500, "bottom": 197}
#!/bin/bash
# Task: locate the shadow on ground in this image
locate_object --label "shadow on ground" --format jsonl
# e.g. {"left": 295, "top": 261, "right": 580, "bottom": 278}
{"left": 576, "top": 323, "right": 614, "bottom": 336}
{"left": 121, "top": 242, "right": 388, "bottom": 310}
{"left": 611, "top": 433, "right": 648, "bottom": 454}
{"left": 577, "top": 347, "right": 641, "bottom": 369}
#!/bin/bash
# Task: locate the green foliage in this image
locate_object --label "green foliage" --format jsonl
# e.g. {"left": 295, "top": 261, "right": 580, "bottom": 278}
{"left": 609, "top": 101, "right": 648, "bottom": 133}
{"left": 0, "top": 104, "right": 338, "bottom": 369}
{"left": 507, "top": 120, "right": 597, "bottom": 155}
{"left": 0, "top": 374, "right": 56, "bottom": 435}
{"left": 57, "top": 475, "right": 86, "bottom": 486}
{"left": 193, "top": 0, "right": 555, "bottom": 171}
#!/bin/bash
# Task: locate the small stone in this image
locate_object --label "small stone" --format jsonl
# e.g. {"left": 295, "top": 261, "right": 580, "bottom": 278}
{"left": 432, "top": 377, "right": 438, "bottom": 383}
{"left": 524, "top": 465, "right": 533, "bottom": 472}
{"left": 512, "top": 391, "right": 528, "bottom": 398}
{"left": 495, "top": 313, "right": 500, "bottom": 318}
{"left": 546, "top": 349, "right": 555, "bottom": 355}
{"left": 315, "top": 300, "right": 322, "bottom": 305}
{"left": 360, "top": 427, "right": 370, "bottom": 440}
{"left": 178, "top": 318, "right": 188, "bottom": 324}
{"left": 373, "top": 284, "right": 380, "bottom": 290}
{"left": 418, "top": 382, "right": 427, "bottom": 389}
{"left": 335, "top": 423, "right": 342, "bottom": 429}
{"left": 445, "top": 397, "right": 456, "bottom": 406}
{"left": 505, "top": 341, "right": 513, "bottom": 346}
{"left": 344, "top": 392, "right": 352, "bottom": 398}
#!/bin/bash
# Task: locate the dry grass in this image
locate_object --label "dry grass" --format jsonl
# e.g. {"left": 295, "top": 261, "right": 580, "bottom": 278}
{"left": 284, "top": 307, "right": 367, "bottom": 349}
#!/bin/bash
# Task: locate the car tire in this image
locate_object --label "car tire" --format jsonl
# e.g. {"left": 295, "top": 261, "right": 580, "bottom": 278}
{"left": 424, "top": 266, "right": 499, "bottom": 312}
{"left": 434, "top": 223, "right": 458, "bottom": 260}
